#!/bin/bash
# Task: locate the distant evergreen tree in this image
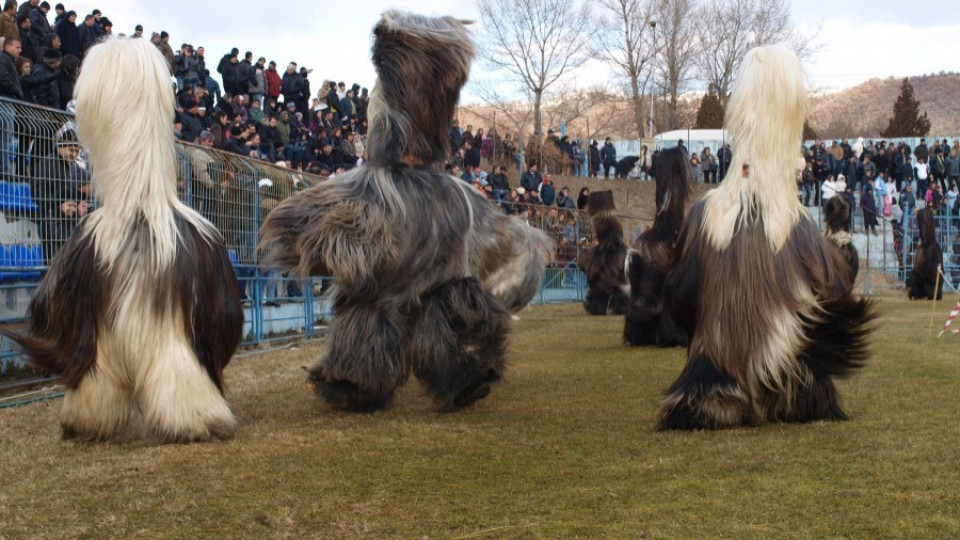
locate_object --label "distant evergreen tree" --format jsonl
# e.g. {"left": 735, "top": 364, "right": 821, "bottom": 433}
{"left": 803, "top": 120, "right": 817, "bottom": 141}
{"left": 695, "top": 85, "right": 724, "bottom": 129}
{"left": 881, "top": 78, "right": 931, "bottom": 137}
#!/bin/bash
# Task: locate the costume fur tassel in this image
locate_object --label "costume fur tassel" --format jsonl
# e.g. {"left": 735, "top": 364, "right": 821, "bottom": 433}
{"left": 0, "top": 38, "right": 244, "bottom": 443}
{"left": 658, "top": 45, "right": 875, "bottom": 430}
{"left": 259, "top": 12, "right": 552, "bottom": 412}
{"left": 623, "top": 147, "right": 693, "bottom": 347}
{"left": 578, "top": 191, "right": 630, "bottom": 315}
{"left": 907, "top": 208, "right": 943, "bottom": 300}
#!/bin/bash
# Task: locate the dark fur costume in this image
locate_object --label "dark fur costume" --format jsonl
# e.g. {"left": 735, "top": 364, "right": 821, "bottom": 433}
{"left": 657, "top": 46, "right": 874, "bottom": 430}
{"left": 824, "top": 196, "right": 859, "bottom": 281}
{"left": 908, "top": 208, "right": 943, "bottom": 300}
{"left": 259, "top": 12, "right": 552, "bottom": 413}
{"left": 578, "top": 191, "right": 630, "bottom": 315}
{"left": 616, "top": 156, "right": 640, "bottom": 179}
{"left": 0, "top": 38, "right": 243, "bottom": 443}
{"left": 623, "top": 147, "right": 692, "bottom": 347}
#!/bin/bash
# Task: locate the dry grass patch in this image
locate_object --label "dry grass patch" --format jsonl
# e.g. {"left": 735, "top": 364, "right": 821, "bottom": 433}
{"left": 1, "top": 293, "right": 958, "bottom": 539}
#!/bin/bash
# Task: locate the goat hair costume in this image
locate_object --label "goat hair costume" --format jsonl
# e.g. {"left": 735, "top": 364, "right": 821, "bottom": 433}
{"left": 0, "top": 38, "right": 244, "bottom": 443}
{"left": 658, "top": 45, "right": 874, "bottom": 430}
{"left": 823, "top": 196, "right": 859, "bottom": 281}
{"left": 623, "top": 147, "right": 693, "bottom": 347}
{"left": 907, "top": 208, "right": 943, "bottom": 300}
{"left": 578, "top": 191, "right": 630, "bottom": 315}
{"left": 259, "top": 12, "right": 552, "bottom": 413}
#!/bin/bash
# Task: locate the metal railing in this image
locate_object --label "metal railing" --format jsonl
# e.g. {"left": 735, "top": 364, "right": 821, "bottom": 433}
{"left": 0, "top": 97, "right": 590, "bottom": 378}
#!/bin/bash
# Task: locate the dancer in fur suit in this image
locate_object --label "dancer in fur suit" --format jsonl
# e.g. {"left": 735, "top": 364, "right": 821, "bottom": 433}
{"left": 1, "top": 38, "right": 244, "bottom": 443}
{"left": 908, "top": 208, "right": 943, "bottom": 300}
{"left": 623, "top": 147, "right": 693, "bottom": 347}
{"left": 259, "top": 12, "right": 552, "bottom": 413}
{"left": 658, "top": 45, "right": 874, "bottom": 430}
{"left": 823, "top": 196, "right": 859, "bottom": 281}
{"left": 578, "top": 191, "right": 630, "bottom": 315}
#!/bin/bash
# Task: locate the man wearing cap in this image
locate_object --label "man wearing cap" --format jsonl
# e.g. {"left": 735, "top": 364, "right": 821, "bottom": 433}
{"left": 30, "top": 46, "right": 60, "bottom": 107}
{"left": 132, "top": 23, "right": 142, "bottom": 38}
{"left": 157, "top": 30, "right": 174, "bottom": 73}
{"left": 27, "top": 1, "right": 49, "bottom": 46}
{"left": 16, "top": 0, "right": 38, "bottom": 20}
{"left": 54, "top": 9, "right": 78, "bottom": 57}
{"left": 35, "top": 126, "right": 90, "bottom": 261}
{"left": 220, "top": 51, "right": 241, "bottom": 98}
{"left": 180, "top": 97, "right": 204, "bottom": 143}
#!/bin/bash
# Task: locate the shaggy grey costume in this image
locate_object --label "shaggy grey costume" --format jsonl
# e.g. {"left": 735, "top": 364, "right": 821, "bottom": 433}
{"left": 259, "top": 12, "right": 552, "bottom": 412}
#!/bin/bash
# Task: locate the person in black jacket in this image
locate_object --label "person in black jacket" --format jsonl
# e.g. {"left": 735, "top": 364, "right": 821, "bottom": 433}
{"left": 600, "top": 137, "right": 617, "bottom": 179}
{"left": 180, "top": 97, "right": 204, "bottom": 143}
{"left": 17, "top": 14, "right": 38, "bottom": 60}
{"left": 237, "top": 51, "right": 253, "bottom": 95}
{"left": 462, "top": 138, "right": 481, "bottom": 169}
{"left": 30, "top": 47, "right": 59, "bottom": 107}
{"left": 280, "top": 62, "right": 303, "bottom": 113}
{"left": 55, "top": 52, "right": 77, "bottom": 109}
{"left": 219, "top": 52, "right": 241, "bottom": 98}
{"left": 77, "top": 13, "right": 96, "bottom": 57}
{"left": 0, "top": 37, "right": 23, "bottom": 99}
{"left": 55, "top": 10, "right": 79, "bottom": 58}
{"left": 27, "top": 3, "right": 50, "bottom": 50}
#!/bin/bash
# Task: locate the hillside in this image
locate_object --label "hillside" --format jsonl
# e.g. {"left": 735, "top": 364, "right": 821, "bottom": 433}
{"left": 457, "top": 73, "right": 960, "bottom": 141}
{"left": 808, "top": 73, "right": 960, "bottom": 139}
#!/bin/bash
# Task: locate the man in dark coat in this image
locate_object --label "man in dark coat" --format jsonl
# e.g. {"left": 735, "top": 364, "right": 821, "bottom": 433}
{"left": 16, "top": 0, "right": 39, "bottom": 20}
{"left": 17, "top": 14, "right": 38, "bottom": 61}
{"left": 77, "top": 13, "right": 97, "bottom": 57}
{"left": 462, "top": 138, "right": 481, "bottom": 170}
{"left": 30, "top": 47, "right": 60, "bottom": 107}
{"left": 27, "top": 1, "right": 50, "bottom": 48}
{"left": 280, "top": 63, "right": 304, "bottom": 113}
{"left": 237, "top": 51, "right": 253, "bottom": 95}
{"left": 588, "top": 140, "right": 600, "bottom": 177}
{"left": 0, "top": 37, "right": 23, "bottom": 99}
{"left": 600, "top": 137, "right": 617, "bottom": 179}
{"left": 54, "top": 10, "right": 79, "bottom": 58}
{"left": 219, "top": 52, "right": 241, "bottom": 98}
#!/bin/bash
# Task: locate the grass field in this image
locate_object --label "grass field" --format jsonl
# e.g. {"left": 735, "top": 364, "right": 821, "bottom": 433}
{"left": 1, "top": 292, "right": 959, "bottom": 539}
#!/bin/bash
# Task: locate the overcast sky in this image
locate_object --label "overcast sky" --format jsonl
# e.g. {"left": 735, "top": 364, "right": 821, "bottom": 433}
{"left": 73, "top": 0, "right": 960, "bottom": 101}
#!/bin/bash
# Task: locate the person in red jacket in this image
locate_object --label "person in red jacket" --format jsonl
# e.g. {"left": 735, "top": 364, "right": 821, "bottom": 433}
{"left": 264, "top": 60, "right": 281, "bottom": 102}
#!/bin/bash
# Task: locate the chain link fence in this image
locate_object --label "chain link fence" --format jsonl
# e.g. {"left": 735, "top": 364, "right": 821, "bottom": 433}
{"left": 0, "top": 97, "right": 591, "bottom": 380}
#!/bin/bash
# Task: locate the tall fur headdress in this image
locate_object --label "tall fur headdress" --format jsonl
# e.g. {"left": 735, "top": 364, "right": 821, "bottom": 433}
{"left": 366, "top": 11, "right": 474, "bottom": 166}
{"left": 702, "top": 45, "right": 808, "bottom": 252}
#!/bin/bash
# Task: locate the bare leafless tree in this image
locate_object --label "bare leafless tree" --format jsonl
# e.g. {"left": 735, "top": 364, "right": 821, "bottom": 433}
{"left": 476, "top": 0, "right": 591, "bottom": 137}
{"left": 655, "top": 0, "right": 699, "bottom": 131}
{"left": 696, "top": 0, "right": 813, "bottom": 106}
{"left": 589, "top": 0, "right": 658, "bottom": 138}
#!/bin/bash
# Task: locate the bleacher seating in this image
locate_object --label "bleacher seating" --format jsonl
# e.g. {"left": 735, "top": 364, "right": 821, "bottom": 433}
{"left": 0, "top": 182, "right": 39, "bottom": 213}
{"left": 0, "top": 244, "right": 44, "bottom": 282}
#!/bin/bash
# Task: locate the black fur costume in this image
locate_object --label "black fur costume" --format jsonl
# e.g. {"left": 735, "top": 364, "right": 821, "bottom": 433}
{"left": 578, "top": 191, "right": 630, "bottom": 315}
{"left": 259, "top": 12, "right": 551, "bottom": 413}
{"left": 823, "top": 196, "right": 859, "bottom": 281}
{"left": 908, "top": 208, "right": 943, "bottom": 300}
{"left": 623, "top": 147, "right": 692, "bottom": 347}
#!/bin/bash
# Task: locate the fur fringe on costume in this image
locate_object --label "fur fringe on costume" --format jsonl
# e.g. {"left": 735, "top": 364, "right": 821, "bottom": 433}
{"left": 578, "top": 191, "right": 630, "bottom": 315}
{"left": 623, "top": 147, "right": 692, "bottom": 347}
{"left": 0, "top": 38, "right": 243, "bottom": 443}
{"left": 823, "top": 196, "right": 859, "bottom": 280}
{"left": 907, "top": 208, "right": 943, "bottom": 300}
{"left": 658, "top": 45, "right": 875, "bottom": 430}
{"left": 259, "top": 11, "right": 552, "bottom": 413}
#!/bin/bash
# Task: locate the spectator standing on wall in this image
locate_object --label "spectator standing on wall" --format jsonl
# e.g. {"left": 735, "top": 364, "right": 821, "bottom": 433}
{"left": 27, "top": 1, "right": 49, "bottom": 47}
{"left": 155, "top": 30, "right": 174, "bottom": 73}
{"left": 0, "top": 1, "right": 19, "bottom": 46}
{"left": 237, "top": 51, "right": 253, "bottom": 96}
{"left": 248, "top": 58, "right": 266, "bottom": 108}
{"left": 264, "top": 60, "right": 281, "bottom": 103}
{"left": 600, "top": 137, "right": 616, "bottom": 179}
{"left": 280, "top": 62, "right": 303, "bottom": 112}
{"left": 220, "top": 52, "right": 241, "bottom": 98}
{"left": 55, "top": 10, "right": 78, "bottom": 58}
{"left": 946, "top": 148, "right": 960, "bottom": 188}
{"left": 77, "top": 13, "right": 97, "bottom": 57}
